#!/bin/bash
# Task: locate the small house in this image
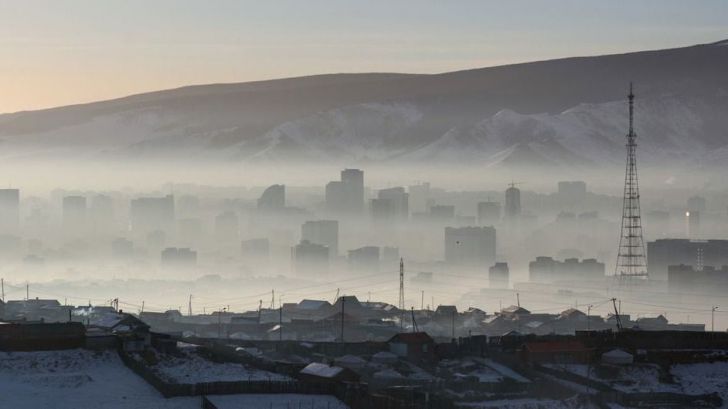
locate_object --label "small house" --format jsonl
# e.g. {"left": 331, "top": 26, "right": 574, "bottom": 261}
{"left": 387, "top": 332, "right": 436, "bottom": 362}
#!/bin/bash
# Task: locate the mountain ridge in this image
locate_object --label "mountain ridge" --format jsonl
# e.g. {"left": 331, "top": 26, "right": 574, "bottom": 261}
{"left": 1, "top": 40, "right": 727, "bottom": 169}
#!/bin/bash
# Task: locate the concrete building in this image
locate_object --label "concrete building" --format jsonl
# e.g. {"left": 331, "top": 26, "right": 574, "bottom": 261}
{"left": 529, "top": 257, "right": 605, "bottom": 282}
{"left": 301, "top": 220, "right": 338, "bottom": 258}
{"left": 214, "top": 211, "right": 239, "bottom": 243}
{"left": 557, "top": 181, "right": 587, "bottom": 205}
{"left": 161, "top": 247, "right": 197, "bottom": 267}
{"left": 0, "top": 189, "right": 20, "bottom": 234}
{"left": 429, "top": 205, "right": 455, "bottom": 221}
{"left": 647, "top": 239, "right": 728, "bottom": 281}
{"left": 111, "top": 238, "right": 134, "bottom": 259}
{"left": 257, "top": 184, "right": 285, "bottom": 211}
{"left": 489, "top": 262, "right": 509, "bottom": 288}
{"left": 371, "top": 187, "right": 408, "bottom": 222}
{"left": 348, "top": 246, "right": 380, "bottom": 271}
{"left": 444, "top": 226, "right": 496, "bottom": 268}
{"left": 477, "top": 201, "right": 500, "bottom": 225}
{"left": 62, "top": 195, "right": 87, "bottom": 233}
{"left": 407, "top": 182, "right": 431, "bottom": 214}
{"left": 668, "top": 264, "right": 728, "bottom": 292}
{"left": 130, "top": 195, "right": 175, "bottom": 234}
{"left": 292, "top": 240, "right": 329, "bottom": 276}
{"left": 504, "top": 185, "right": 521, "bottom": 220}
{"left": 325, "top": 169, "right": 364, "bottom": 214}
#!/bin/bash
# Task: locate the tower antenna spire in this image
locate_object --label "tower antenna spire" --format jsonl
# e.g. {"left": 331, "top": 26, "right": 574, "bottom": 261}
{"left": 615, "top": 83, "right": 647, "bottom": 279}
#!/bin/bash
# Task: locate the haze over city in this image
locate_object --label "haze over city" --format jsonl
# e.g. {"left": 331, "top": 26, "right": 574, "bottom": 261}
{"left": 1, "top": 2, "right": 728, "bottom": 408}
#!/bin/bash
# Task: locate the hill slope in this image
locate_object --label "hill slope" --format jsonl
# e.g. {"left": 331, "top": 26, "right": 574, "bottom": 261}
{"left": 1, "top": 41, "right": 727, "bottom": 168}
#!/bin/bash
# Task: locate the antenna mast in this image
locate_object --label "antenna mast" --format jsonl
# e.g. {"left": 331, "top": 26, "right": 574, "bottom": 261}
{"left": 615, "top": 83, "right": 647, "bottom": 279}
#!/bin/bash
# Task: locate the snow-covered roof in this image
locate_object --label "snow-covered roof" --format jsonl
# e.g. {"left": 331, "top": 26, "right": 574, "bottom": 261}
{"left": 334, "top": 355, "right": 367, "bottom": 365}
{"left": 300, "top": 363, "right": 344, "bottom": 379}
{"left": 602, "top": 349, "right": 633, "bottom": 358}
{"left": 297, "top": 299, "right": 331, "bottom": 310}
{"left": 373, "top": 369, "right": 403, "bottom": 379}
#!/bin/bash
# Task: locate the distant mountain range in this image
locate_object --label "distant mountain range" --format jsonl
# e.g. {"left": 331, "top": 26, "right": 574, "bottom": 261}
{"left": 1, "top": 40, "right": 727, "bottom": 169}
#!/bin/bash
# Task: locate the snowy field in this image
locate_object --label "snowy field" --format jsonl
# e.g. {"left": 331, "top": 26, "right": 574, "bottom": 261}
{"left": 546, "top": 361, "right": 728, "bottom": 407}
{"left": 672, "top": 362, "right": 728, "bottom": 407}
{"left": 0, "top": 349, "right": 199, "bottom": 409}
{"left": 206, "top": 394, "right": 349, "bottom": 409}
{"left": 457, "top": 397, "right": 604, "bottom": 409}
{"left": 151, "top": 347, "right": 292, "bottom": 383}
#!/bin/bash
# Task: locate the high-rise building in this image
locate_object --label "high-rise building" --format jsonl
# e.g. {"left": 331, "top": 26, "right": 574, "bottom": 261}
{"left": 89, "top": 194, "right": 114, "bottom": 233}
{"left": 301, "top": 220, "right": 339, "bottom": 258}
{"left": 381, "top": 246, "right": 400, "bottom": 264}
{"left": 214, "top": 211, "right": 239, "bottom": 243}
{"left": 62, "top": 195, "right": 87, "bottom": 233}
{"left": 686, "top": 210, "right": 700, "bottom": 238}
{"left": 0, "top": 189, "right": 20, "bottom": 234}
{"left": 371, "top": 187, "right": 408, "bottom": 221}
{"left": 258, "top": 185, "right": 285, "bottom": 210}
{"left": 161, "top": 247, "right": 197, "bottom": 267}
{"left": 429, "top": 205, "right": 455, "bottom": 221}
{"left": 529, "top": 257, "right": 605, "bottom": 282}
{"left": 111, "top": 237, "right": 134, "bottom": 259}
{"left": 557, "top": 181, "right": 587, "bottom": 205}
{"left": 347, "top": 246, "right": 380, "bottom": 271}
{"left": 292, "top": 240, "right": 329, "bottom": 276}
{"left": 241, "top": 238, "right": 270, "bottom": 262}
{"left": 647, "top": 239, "right": 728, "bottom": 281}
{"left": 489, "top": 262, "right": 509, "bottom": 288}
{"left": 326, "top": 169, "right": 364, "bottom": 214}
{"left": 477, "top": 201, "right": 500, "bottom": 225}
{"left": 504, "top": 184, "right": 521, "bottom": 219}
{"left": 341, "top": 168, "right": 364, "bottom": 212}
{"left": 687, "top": 196, "right": 707, "bottom": 213}
{"left": 408, "top": 182, "right": 431, "bottom": 214}
{"left": 130, "top": 195, "right": 175, "bottom": 234}
{"left": 444, "top": 226, "right": 496, "bottom": 268}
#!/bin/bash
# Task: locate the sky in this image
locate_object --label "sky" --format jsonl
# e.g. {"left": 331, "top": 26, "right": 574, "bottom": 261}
{"left": 1, "top": 0, "right": 727, "bottom": 113}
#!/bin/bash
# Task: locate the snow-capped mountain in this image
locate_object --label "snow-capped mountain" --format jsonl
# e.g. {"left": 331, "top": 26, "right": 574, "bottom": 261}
{"left": 0, "top": 40, "right": 726, "bottom": 169}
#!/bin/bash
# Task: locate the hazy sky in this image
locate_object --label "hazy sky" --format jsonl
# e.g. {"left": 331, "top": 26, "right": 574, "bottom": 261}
{"left": 1, "top": 0, "right": 726, "bottom": 113}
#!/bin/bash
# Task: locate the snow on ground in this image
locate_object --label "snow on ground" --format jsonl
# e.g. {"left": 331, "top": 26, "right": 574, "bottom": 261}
{"left": 457, "top": 396, "right": 600, "bottom": 409}
{"left": 544, "top": 363, "right": 679, "bottom": 393}
{"left": 481, "top": 359, "right": 531, "bottom": 383}
{"left": 206, "top": 394, "right": 349, "bottom": 409}
{"left": 672, "top": 362, "right": 728, "bottom": 407}
{"left": 0, "top": 349, "right": 199, "bottom": 409}
{"left": 151, "top": 347, "right": 292, "bottom": 383}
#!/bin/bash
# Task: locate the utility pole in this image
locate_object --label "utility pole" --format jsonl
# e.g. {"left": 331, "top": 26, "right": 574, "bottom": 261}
{"left": 712, "top": 306, "right": 718, "bottom": 332}
{"left": 257, "top": 300, "right": 262, "bottom": 324}
{"left": 611, "top": 298, "right": 622, "bottom": 331}
{"left": 411, "top": 307, "right": 418, "bottom": 333}
{"left": 26, "top": 282, "right": 29, "bottom": 300}
{"left": 141, "top": 301, "right": 145, "bottom": 314}
{"left": 451, "top": 310, "right": 456, "bottom": 340}
{"left": 270, "top": 289, "right": 275, "bottom": 309}
{"left": 218, "top": 308, "right": 223, "bottom": 338}
{"left": 188, "top": 294, "right": 193, "bottom": 316}
{"left": 279, "top": 303, "right": 283, "bottom": 342}
{"left": 587, "top": 305, "right": 593, "bottom": 330}
{"left": 399, "top": 258, "right": 405, "bottom": 330}
{"left": 516, "top": 292, "right": 520, "bottom": 308}
{"left": 340, "top": 296, "right": 345, "bottom": 343}
{"left": 421, "top": 290, "right": 424, "bottom": 310}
